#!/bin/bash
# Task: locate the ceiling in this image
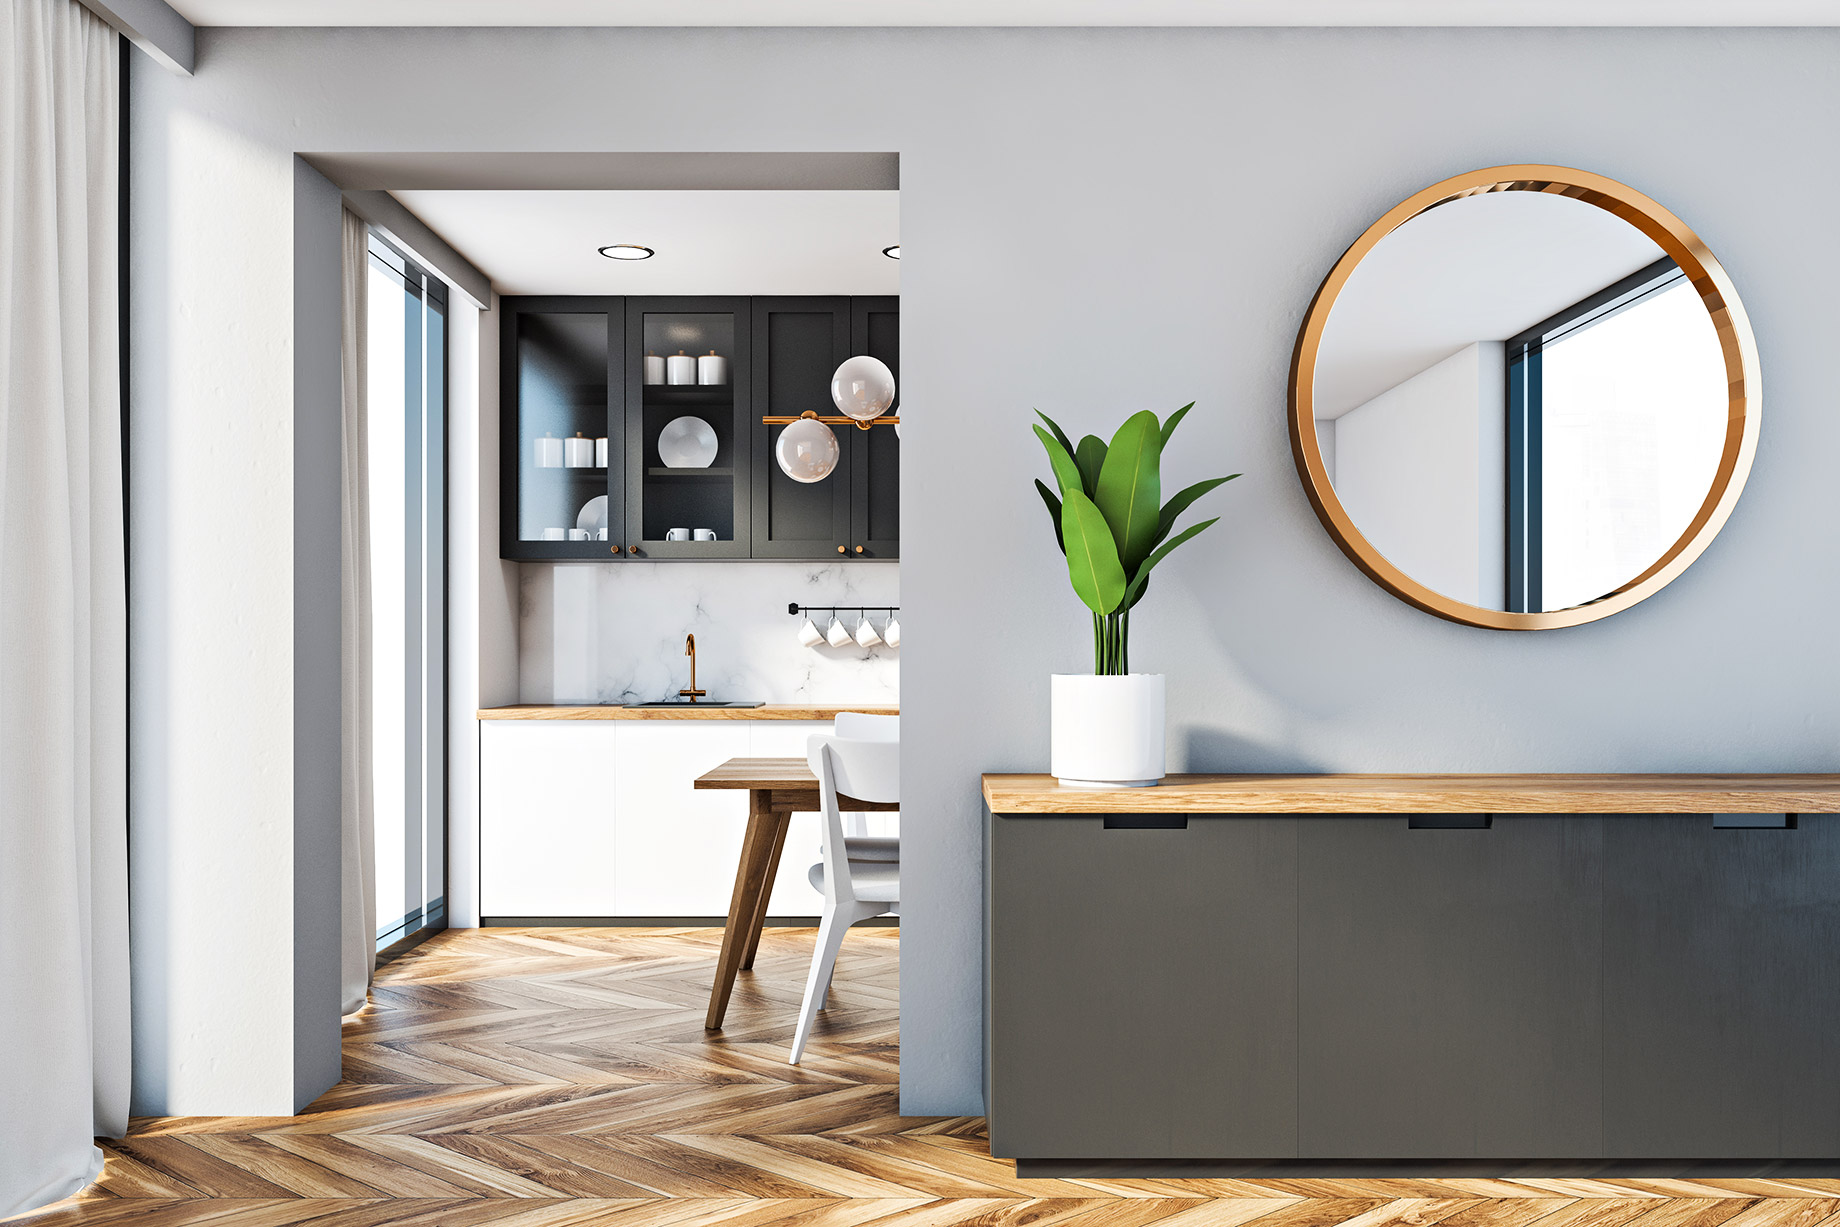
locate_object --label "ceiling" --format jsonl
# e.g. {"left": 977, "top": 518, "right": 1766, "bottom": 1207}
{"left": 165, "top": 0, "right": 1840, "bottom": 25}
{"left": 1313, "top": 191, "right": 1666, "bottom": 419}
{"left": 391, "top": 190, "right": 900, "bottom": 296}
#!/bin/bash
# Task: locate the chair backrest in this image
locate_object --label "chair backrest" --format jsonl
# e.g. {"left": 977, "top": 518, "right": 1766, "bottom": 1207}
{"left": 807, "top": 734, "right": 900, "bottom": 904}
{"left": 834, "top": 711, "right": 899, "bottom": 742}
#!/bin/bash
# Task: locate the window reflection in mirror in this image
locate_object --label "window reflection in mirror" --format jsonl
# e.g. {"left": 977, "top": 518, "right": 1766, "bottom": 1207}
{"left": 1310, "top": 190, "right": 1728, "bottom": 615}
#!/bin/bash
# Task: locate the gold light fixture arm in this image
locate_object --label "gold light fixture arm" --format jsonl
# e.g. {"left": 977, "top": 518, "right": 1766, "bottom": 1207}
{"left": 761, "top": 409, "right": 899, "bottom": 430}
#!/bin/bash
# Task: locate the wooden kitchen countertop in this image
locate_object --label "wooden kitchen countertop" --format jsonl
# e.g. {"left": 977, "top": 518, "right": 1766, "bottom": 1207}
{"left": 478, "top": 703, "right": 898, "bottom": 722}
{"left": 983, "top": 772, "right": 1840, "bottom": 814}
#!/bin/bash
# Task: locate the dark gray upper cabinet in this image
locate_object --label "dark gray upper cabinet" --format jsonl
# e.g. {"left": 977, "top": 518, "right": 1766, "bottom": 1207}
{"left": 624, "top": 297, "right": 754, "bottom": 560}
{"left": 502, "top": 294, "right": 896, "bottom": 562}
{"left": 499, "top": 297, "right": 625, "bottom": 562}
{"left": 851, "top": 296, "right": 900, "bottom": 559}
{"left": 751, "top": 297, "right": 853, "bottom": 560}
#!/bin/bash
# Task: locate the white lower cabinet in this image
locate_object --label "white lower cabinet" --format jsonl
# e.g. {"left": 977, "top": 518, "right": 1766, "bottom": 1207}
{"left": 479, "top": 719, "right": 850, "bottom": 920}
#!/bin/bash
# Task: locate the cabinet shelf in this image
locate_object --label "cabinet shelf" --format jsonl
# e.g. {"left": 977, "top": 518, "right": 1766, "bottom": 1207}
{"left": 642, "top": 385, "right": 733, "bottom": 406}
{"left": 647, "top": 466, "right": 735, "bottom": 479}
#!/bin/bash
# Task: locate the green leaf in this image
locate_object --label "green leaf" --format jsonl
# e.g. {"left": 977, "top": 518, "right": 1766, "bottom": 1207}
{"left": 1035, "top": 410, "right": 1076, "bottom": 462}
{"left": 1075, "top": 435, "right": 1107, "bottom": 498}
{"left": 1159, "top": 402, "right": 1195, "bottom": 449}
{"left": 1061, "top": 489, "right": 1128, "bottom": 615}
{"left": 1034, "top": 478, "right": 1065, "bottom": 555}
{"left": 1032, "top": 424, "right": 1083, "bottom": 498}
{"left": 1094, "top": 410, "right": 1163, "bottom": 574}
{"left": 1123, "top": 516, "right": 1219, "bottom": 607}
{"left": 1156, "top": 473, "right": 1239, "bottom": 543}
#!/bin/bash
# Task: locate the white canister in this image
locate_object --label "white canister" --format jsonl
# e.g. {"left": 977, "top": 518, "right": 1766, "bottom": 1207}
{"left": 1050, "top": 673, "right": 1166, "bottom": 788}
{"left": 697, "top": 351, "right": 728, "bottom": 386}
{"left": 666, "top": 351, "right": 697, "bottom": 385}
{"left": 534, "top": 434, "right": 564, "bottom": 469}
{"left": 564, "top": 433, "right": 596, "bottom": 468}
{"left": 594, "top": 437, "right": 609, "bottom": 468}
{"left": 643, "top": 352, "right": 666, "bottom": 385}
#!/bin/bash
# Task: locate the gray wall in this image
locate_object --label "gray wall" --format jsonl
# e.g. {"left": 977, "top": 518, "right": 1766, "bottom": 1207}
{"left": 131, "top": 25, "right": 1840, "bottom": 1116}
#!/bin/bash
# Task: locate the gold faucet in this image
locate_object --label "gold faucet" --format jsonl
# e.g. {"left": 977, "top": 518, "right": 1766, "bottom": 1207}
{"left": 680, "top": 633, "right": 706, "bottom": 702}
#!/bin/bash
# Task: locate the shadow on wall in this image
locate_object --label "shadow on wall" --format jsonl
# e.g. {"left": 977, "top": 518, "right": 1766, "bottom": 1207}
{"left": 1181, "top": 727, "right": 1330, "bottom": 774}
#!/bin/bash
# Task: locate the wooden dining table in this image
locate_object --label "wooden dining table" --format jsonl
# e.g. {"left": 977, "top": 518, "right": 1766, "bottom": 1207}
{"left": 693, "top": 757, "right": 898, "bottom": 1029}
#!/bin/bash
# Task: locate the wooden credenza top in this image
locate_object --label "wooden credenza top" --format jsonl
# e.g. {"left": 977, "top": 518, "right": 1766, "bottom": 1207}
{"left": 982, "top": 772, "right": 1840, "bottom": 814}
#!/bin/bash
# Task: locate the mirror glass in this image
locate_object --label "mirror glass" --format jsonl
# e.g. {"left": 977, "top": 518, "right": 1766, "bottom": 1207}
{"left": 1297, "top": 177, "right": 1751, "bottom": 624}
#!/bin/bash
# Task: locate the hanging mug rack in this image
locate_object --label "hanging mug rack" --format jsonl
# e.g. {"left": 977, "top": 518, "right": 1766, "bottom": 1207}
{"left": 789, "top": 603, "right": 899, "bottom": 617}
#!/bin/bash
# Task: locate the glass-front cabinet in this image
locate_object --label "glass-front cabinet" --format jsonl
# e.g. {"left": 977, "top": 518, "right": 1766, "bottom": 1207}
{"left": 500, "top": 294, "right": 893, "bottom": 562}
{"left": 502, "top": 298, "right": 623, "bottom": 560}
{"left": 625, "top": 298, "right": 753, "bottom": 559}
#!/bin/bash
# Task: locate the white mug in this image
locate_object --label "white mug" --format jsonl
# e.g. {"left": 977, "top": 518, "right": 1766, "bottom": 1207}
{"left": 882, "top": 616, "right": 901, "bottom": 648}
{"left": 854, "top": 616, "right": 883, "bottom": 649}
{"left": 539, "top": 527, "right": 566, "bottom": 541}
{"left": 567, "top": 528, "right": 591, "bottom": 541}
{"left": 797, "top": 617, "right": 824, "bottom": 648}
{"left": 595, "top": 527, "right": 608, "bottom": 541}
{"left": 825, "top": 616, "right": 853, "bottom": 648}
{"left": 693, "top": 528, "right": 717, "bottom": 542}
{"left": 666, "top": 527, "right": 692, "bottom": 542}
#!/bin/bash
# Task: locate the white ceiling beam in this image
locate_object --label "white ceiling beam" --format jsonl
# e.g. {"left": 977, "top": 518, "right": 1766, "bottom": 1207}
{"left": 78, "top": 0, "right": 193, "bottom": 74}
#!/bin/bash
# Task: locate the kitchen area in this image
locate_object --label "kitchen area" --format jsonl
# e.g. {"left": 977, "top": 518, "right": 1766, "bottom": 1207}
{"left": 405, "top": 178, "right": 902, "bottom": 941}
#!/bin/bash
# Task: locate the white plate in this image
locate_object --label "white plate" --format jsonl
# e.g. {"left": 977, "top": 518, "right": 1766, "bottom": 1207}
{"left": 577, "top": 494, "right": 608, "bottom": 532}
{"left": 658, "top": 416, "right": 719, "bottom": 468}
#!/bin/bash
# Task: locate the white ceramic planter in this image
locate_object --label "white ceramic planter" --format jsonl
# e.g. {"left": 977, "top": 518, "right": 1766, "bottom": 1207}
{"left": 1050, "top": 673, "right": 1166, "bottom": 788}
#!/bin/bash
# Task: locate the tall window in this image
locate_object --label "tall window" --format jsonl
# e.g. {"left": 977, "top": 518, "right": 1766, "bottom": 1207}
{"left": 367, "top": 234, "right": 447, "bottom": 954}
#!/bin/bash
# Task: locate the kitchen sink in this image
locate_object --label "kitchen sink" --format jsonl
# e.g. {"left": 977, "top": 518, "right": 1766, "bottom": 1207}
{"left": 625, "top": 700, "right": 765, "bottom": 709}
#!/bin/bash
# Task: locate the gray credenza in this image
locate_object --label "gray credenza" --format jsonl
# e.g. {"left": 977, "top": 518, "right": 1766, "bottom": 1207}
{"left": 983, "top": 773, "right": 1840, "bottom": 1162}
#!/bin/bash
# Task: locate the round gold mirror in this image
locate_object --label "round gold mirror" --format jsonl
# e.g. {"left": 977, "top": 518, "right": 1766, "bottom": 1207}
{"left": 1289, "top": 165, "right": 1759, "bottom": 630}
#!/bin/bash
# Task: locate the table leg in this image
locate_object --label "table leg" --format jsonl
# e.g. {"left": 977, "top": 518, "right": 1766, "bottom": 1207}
{"left": 740, "top": 807, "right": 791, "bottom": 971}
{"left": 707, "top": 788, "right": 786, "bottom": 1030}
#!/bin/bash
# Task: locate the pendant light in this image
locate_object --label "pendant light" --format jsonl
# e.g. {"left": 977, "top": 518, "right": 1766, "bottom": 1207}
{"left": 775, "top": 415, "right": 841, "bottom": 483}
{"left": 769, "top": 356, "right": 899, "bottom": 482}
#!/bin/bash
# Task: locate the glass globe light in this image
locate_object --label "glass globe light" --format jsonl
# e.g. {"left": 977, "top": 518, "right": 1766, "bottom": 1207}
{"left": 831, "top": 355, "right": 897, "bottom": 422}
{"left": 776, "top": 416, "right": 840, "bottom": 483}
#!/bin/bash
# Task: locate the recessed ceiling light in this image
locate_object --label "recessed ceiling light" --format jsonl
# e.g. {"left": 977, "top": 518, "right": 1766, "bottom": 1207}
{"left": 598, "top": 244, "right": 654, "bottom": 261}
{"left": 882, "top": 245, "right": 901, "bottom": 260}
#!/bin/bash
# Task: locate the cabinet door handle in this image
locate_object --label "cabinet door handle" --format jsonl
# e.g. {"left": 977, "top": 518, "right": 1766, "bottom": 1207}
{"left": 855, "top": 545, "right": 865, "bottom": 554}
{"left": 610, "top": 545, "right": 620, "bottom": 556}
{"left": 627, "top": 545, "right": 639, "bottom": 556}
{"left": 837, "top": 545, "right": 846, "bottom": 554}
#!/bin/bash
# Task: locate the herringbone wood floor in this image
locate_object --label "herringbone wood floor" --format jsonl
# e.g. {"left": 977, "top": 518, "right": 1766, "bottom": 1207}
{"left": 16, "top": 926, "right": 1840, "bottom": 1227}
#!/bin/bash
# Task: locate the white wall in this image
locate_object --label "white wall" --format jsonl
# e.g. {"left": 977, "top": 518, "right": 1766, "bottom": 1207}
{"left": 518, "top": 561, "right": 899, "bottom": 705}
{"left": 130, "top": 26, "right": 1840, "bottom": 1117}
{"left": 1332, "top": 342, "right": 1505, "bottom": 607}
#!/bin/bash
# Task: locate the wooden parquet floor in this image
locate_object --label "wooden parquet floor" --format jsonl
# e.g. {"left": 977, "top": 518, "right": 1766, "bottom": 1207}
{"left": 16, "top": 926, "right": 1840, "bottom": 1227}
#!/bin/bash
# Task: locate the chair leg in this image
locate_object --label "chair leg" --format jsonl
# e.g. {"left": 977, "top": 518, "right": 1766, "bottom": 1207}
{"left": 790, "top": 905, "right": 864, "bottom": 1065}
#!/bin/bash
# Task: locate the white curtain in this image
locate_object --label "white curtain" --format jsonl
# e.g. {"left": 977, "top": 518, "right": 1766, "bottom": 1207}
{"left": 0, "top": 0, "right": 130, "bottom": 1217}
{"left": 341, "top": 209, "right": 376, "bottom": 1015}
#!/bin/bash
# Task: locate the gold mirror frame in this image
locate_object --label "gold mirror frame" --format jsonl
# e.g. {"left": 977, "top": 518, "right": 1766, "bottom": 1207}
{"left": 1288, "top": 165, "right": 1760, "bottom": 630}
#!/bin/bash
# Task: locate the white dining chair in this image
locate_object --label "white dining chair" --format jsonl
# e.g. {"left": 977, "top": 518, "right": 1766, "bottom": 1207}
{"left": 831, "top": 711, "right": 900, "bottom": 846}
{"left": 790, "top": 732, "right": 900, "bottom": 1064}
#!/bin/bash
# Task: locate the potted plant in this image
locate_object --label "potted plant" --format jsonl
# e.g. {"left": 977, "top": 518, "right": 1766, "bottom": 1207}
{"left": 1033, "top": 405, "right": 1237, "bottom": 787}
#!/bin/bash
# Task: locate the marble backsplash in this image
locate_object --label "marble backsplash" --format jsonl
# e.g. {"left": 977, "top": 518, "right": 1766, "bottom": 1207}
{"left": 518, "top": 561, "right": 900, "bottom": 705}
